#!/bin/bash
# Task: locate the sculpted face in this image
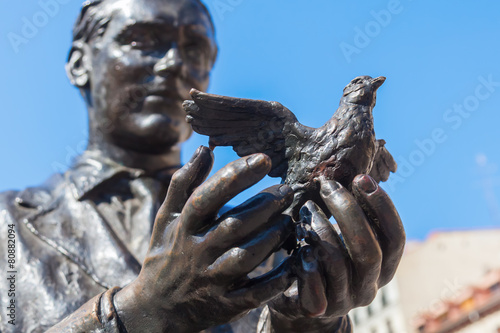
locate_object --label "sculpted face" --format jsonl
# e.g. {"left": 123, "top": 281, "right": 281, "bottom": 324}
{"left": 81, "top": 0, "right": 217, "bottom": 153}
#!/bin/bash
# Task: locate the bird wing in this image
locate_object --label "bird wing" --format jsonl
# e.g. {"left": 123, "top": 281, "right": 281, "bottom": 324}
{"left": 184, "top": 89, "right": 309, "bottom": 178}
{"left": 369, "top": 139, "right": 397, "bottom": 183}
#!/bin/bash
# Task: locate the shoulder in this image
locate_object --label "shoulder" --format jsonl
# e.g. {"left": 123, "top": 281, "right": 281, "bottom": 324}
{"left": 1, "top": 173, "right": 64, "bottom": 209}
{"left": 0, "top": 190, "right": 18, "bottom": 208}
{"left": 0, "top": 174, "right": 104, "bottom": 332}
{"left": 0, "top": 173, "right": 66, "bottom": 232}
{"left": 0, "top": 190, "right": 22, "bottom": 225}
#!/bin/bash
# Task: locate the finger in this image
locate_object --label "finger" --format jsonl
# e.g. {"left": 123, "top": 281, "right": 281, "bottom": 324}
{"left": 269, "top": 283, "right": 300, "bottom": 319}
{"left": 351, "top": 175, "right": 405, "bottom": 287}
{"left": 205, "top": 184, "right": 294, "bottom": 250}
{"left": 158, "top": 146, "right": 213, "bottom": 218}
{"left": 301, "top": 201, "right": 341, "bottom": 246}
{"left": 226, "top": 257, "right": 293, "bottom": 310}
{"left": 295, "top": 246, "right": 328, "bottom": 317}
{"left": 268, "top": 246, "right": 328, "bottom": 318}
{"left": 182, "top": 153, "right": 272, "bottom": 233}
{"left": 318, "top": 176, "right": 381, "bottom": 305}
{"left": 300, "top": 201, "right": 351, "bottom": 316}
{"left": 150, "top": 146, "right": 213, "bottom": 247}
{"left": 206, "top": 215, "right": 293, "bottom": 280}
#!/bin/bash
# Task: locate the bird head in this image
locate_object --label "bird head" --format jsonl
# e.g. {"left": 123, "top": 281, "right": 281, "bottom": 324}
{"left": 341, "top": 76, "right": 386, "bottom": 107}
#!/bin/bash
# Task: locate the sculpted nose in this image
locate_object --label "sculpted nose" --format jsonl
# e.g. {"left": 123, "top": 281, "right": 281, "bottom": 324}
{"left": 154, "top": 46, "right": 183, "bottom": 76}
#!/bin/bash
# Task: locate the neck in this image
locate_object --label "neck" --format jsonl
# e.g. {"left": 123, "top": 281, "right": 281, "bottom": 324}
{"left": 86, "top": 133, "right": 182, "bottom": 173}
{"left": 326, "top": 100, "right": 373, "bottom": 131}
{"left": 339, "top": 97, "right": 375, "bottom": 107}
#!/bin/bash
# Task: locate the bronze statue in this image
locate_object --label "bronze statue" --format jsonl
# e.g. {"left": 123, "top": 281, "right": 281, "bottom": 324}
{"left": 0, "top": 0, "right": 405, "bottom": 332}
{"left": 183, "top": 76, "right": 396, "bottom": 219}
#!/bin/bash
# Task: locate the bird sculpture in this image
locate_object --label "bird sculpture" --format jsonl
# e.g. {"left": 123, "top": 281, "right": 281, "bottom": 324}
{"left": 183, "top": 75, "right": 396, "bottom": 219}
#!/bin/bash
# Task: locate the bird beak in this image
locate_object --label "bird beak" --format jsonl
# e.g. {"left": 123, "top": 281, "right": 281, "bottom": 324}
{"left": 371, "top": 76, "right": 386, "bottom": 90}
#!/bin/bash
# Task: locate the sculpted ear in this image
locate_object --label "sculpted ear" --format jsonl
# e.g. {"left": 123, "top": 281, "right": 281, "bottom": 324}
{"left": 65, "top": 41, "right": 91, "bottom": 88}
{"left": 211, "top": 45, "right": 219, "bottom": 69}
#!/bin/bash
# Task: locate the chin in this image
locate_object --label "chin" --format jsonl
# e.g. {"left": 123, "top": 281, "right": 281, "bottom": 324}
{"left": 110, "top": 114, "right": 190, "bottom": 154}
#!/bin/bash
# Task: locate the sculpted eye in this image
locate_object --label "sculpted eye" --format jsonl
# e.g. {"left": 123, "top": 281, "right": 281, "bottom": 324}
{"left": 184, "top": 44, "right": 200, "bottom": 59}
{"left": 134, "top": 34, "right": 158, "bottom": 49}
{"left": 182, "top": 42, "right": 209, "bottom": 66}
{"left": 120, "top": 30, "right": 159, "bottom": 50}
{"left": 94, "top": 21, "right": 109, "bottom": 39}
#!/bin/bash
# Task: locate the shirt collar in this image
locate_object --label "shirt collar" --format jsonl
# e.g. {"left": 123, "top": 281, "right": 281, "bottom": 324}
{"left": 68, "top": 150, "right": 179, "bottom": 201}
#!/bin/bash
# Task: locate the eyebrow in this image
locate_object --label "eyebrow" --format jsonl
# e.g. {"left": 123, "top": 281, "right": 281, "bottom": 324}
{"left": 182, "top": 24, "right": 211, "bottom": 37}
{"left": 116, "top": 21, "right": 214, "bottom": 46}
{"left": 86, "top": 15, "right": 113, "bottom": 42}
{"left": 116, "top": 20, "right": 176, "bottom": 37}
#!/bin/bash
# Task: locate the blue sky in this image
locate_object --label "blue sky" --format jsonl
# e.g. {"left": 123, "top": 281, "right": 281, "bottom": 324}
{"left": 1, "top": 0, "right": 500, "bottom": 240}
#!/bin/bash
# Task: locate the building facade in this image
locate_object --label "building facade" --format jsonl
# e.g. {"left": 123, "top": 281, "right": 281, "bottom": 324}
{"left": 416, "top": 270, "right": 500, "bottom": 333}
{"left": 350, "top": 228, "right": 500, "bottom": 333}
{"left": 350, "top": 278, "right": 408, "bottom": 333}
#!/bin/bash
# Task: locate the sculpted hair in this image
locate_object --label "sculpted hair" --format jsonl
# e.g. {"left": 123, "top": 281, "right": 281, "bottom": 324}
{"left": 70, "top": 0, "right": 216, "bottom": 45}
{"left": 72, "top": 0, "right": 108, "bottom": 44}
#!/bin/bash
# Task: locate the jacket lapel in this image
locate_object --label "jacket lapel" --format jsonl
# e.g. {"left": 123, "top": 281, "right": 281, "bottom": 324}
{"left": 21, "top": 180, "right": 141, "bottom": 289}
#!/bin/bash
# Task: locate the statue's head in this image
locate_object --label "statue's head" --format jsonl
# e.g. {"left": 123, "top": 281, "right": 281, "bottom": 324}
{"left": 66, "top": 0, "right": 218, "bottom": 154}
{"left": 341, "top": 76, "right": 385, "bottom": 107}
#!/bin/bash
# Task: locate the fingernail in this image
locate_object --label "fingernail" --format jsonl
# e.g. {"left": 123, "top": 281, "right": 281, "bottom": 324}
{"left": 319, "top": 179, "right": 340, "bottom": 197}
{"left": 247, "top": 154, "right": 269, "bottom": 173}
{"left": 189, "top": 146, "right": 203, "bottom": 163}
{"left": 299, "top": 205, "right": 312, "bottom": 222}
{"left": 189, "top": 88, "right": 200, "bottom": 97}
{"left": 304, "top": 200, "right": 318, "bottom": 213}
{"left": 356, "top": 175, "right": 377, "bottom": 193}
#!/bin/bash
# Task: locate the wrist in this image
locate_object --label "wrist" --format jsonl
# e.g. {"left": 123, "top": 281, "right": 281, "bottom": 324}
{"left": 114, "top": 281, "right": 172, "bottom": 333}
{"left": 269, "top": 307, "right": 345, "bottom": 333}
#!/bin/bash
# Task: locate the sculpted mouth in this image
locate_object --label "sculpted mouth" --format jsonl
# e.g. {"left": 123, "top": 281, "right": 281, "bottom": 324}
{"left": 148, "top": 90, "right": 182, "bottom": 101}
{"left": 146, "top": 81, "right": 183, "bottom": 100}
{"left": 141, "top": 88, "right": 185, "bottom": 117}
